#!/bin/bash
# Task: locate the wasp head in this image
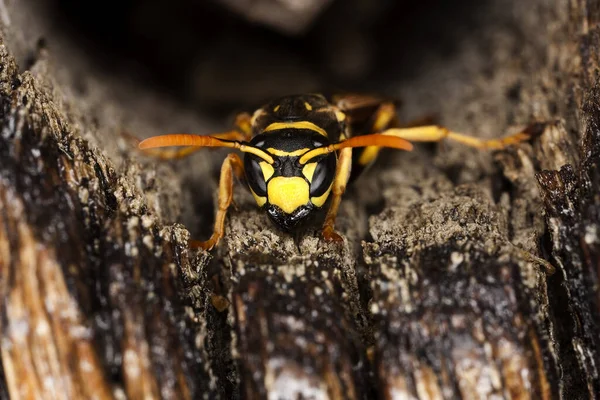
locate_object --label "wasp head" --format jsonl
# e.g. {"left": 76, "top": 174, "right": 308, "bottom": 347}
{"left": 244, "top": 131, "right": 337, "bottom": 231}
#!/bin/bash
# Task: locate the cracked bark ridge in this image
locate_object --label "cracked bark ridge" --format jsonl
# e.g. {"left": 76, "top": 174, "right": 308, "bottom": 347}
{"left": 535, "top": 108, "right": 600, "bottom": 395}
{"left": 359, "top": 2, "right": 600, "bottom": 398}
{"left": 364, "top": 182, "right": 554, "bottom": 398}
{"left": 0, "top": 40, "right": 215, "bottom": 399}
{"left": 217, "top": 189, "right": 371, "bottom": 398}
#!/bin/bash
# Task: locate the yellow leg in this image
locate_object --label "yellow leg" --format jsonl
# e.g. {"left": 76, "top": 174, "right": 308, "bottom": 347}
{"left": 322, "top": 147, "right": 353, "bottom": 242}
{"left": 127, "top": 112, "right": 253, "bottom": 160}
{"left": 380, "top": 125, "right": 533, "bottom": 150}
{"left": 233, "top": 112, "right": 253, "bottom": 137}
{"left": 357, "top": 102, "right": 398, "bottom": 166}
{"left": 189, "top": 153, "right": 244, "bottom": 250}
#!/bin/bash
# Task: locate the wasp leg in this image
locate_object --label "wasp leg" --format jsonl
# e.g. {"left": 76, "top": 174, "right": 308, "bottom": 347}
{"left": 356, "top": 102, "right": 398, "bottom": 166}
{"left": 379, "top": 124, "right": 535, "bottom": 149}
{"left": 322, "top": 147, "right": 353, "bottom": 242}
{"left": 128, "top": 112, "right": 253, "bottom": 160}
{"left": 189, "top": 153, "right": 244, "bottom": 250}
{"left": 233, "top": 112, "right": 253, "bottom": 138}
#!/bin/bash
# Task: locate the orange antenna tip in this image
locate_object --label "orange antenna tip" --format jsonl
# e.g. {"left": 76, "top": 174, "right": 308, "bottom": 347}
{"left": 138, "top": 134, "right": 221, "bottom": 149}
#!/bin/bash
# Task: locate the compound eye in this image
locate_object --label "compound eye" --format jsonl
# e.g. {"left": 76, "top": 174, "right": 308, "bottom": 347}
{"left": 309, "top": 154, "right": 336, "bottom": 197}
{"left": 244, "top": 156, "right": 269, "bottom": 196}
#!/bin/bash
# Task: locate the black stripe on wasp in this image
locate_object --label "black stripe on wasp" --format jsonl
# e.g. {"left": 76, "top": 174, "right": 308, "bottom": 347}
{"left": 135, "top": 94, "right": 538, "bottom": 250}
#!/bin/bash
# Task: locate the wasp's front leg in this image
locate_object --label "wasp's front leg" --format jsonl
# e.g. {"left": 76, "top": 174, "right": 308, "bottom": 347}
{"left": 189, "top": 153, "right": 244, "bottom": 250}
{"left": 322, "top": 147, "right": 353, "bottom": 242}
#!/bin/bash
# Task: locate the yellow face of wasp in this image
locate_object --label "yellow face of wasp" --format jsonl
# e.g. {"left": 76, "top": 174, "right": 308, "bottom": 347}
{"left": 267, "top": 177, "right": 310, "bottom": 214}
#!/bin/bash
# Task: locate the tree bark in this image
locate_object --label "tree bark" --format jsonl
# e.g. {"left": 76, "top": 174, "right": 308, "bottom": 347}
{"left": 0, "top": 0, "right": 599, "bottom": 399}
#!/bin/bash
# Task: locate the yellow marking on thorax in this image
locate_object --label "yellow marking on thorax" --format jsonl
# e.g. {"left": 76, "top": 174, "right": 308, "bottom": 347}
{"left": 266, "top": 147, "right": 310, "bottom": 157}
{"left": 273, "top": 105, "right": 280, "bottom": 112}
{"left": 263, "top": 121, "right": 328, "bottom": 137}
{"left": 304, "top": 102, "right": 312, "bottom": 110}
{"left": 311, "top": 183, "right": 332, "bottom": 207}
{"left": 334, "top": 109, "right": 346, "bottom": 122}
{"left": 259, "top": 161, "right": 274, "bottom": 181}
{"left": 250, "top": 187, "right": 267, "bottom": 207}
{"left": 302, "top": 162, "right": 317, "bottom": 181}
{"left": 267, "top": 177, "right": 310, "bottom": 214}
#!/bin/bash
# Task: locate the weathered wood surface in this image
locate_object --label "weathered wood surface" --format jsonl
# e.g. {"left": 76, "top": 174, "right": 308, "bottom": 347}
{"left": 1, "top": 0, "right": 599, "bottom": 399}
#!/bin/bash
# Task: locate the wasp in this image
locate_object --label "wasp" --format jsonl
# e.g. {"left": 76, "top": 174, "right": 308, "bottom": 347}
{"left": 138, "top": 94, "right": 532, "bottom": 249}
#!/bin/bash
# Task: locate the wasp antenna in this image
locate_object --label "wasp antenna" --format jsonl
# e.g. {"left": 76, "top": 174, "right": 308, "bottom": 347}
{"left": 238, "top": 145, "right": 275, "bottom": 164}
{"left": 138, "top": 134, "right": 230, "bottom": 149}
{"left": 299, "top": 134, "right": 413, "bottom": 164}
{"left": 138, "top": 134, "right": 274, "bottom": 164}
{"left": 334, "top": 134, "right": 414, "bottom": 151}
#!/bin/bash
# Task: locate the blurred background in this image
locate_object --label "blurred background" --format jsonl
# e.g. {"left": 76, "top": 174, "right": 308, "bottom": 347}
{"left": 42, "top": 0, "right": 491, "bottom": 115}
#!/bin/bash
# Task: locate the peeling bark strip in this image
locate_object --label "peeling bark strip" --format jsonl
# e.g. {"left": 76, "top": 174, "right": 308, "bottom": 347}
{"left": 535, "top": 114, "right": 600, "bottom": 396}
{"left": 0, "top": 195, "right": 114, "bottom": 399}
{"left": 0, "top": 40, "right": 213, "bottom": 399}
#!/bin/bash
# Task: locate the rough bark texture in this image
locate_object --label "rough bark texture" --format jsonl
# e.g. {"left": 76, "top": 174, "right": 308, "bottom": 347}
{"left": 1, "top": 0, "right": 599, "bottom": 399}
